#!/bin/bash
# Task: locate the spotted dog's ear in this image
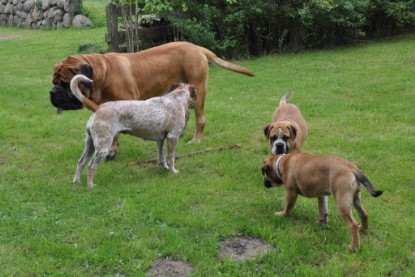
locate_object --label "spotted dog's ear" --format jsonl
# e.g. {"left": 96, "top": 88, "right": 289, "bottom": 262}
{"left": 168, "top": 83, "right": 182, "bottom": 92}
{"left": 189, "top": 85, "right": 197, "bottom": 98}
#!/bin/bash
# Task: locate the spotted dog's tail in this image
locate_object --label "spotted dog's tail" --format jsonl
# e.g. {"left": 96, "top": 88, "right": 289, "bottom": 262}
{"left": 70, "top": 74, "right": 99, "bottom": 112}
{"left": 354, "top": 171, "right": 383, "bottom": 197}
{"left": 279, "top": 91, "right": 292, "bottom": 106}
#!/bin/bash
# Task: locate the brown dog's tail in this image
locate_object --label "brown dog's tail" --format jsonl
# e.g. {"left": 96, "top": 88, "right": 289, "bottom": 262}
{"left": 279, "top": 91, "right": 291, "bottom": 106}
{"left": 354, "top": 171, "right": 383, "bottom": 197}
{"left": 197, "top": 46, "right": 255, "bottom": 77}
{"left": 70, "top": 74, "right": 99, "bottom": 112}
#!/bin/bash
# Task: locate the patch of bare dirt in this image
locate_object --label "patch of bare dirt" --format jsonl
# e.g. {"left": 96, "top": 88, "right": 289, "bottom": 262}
{"left": 219, "top": 235, "right": 271, "bottom": 262}
{"left": 146, "top": 259, "right": 194, "bottom": 277}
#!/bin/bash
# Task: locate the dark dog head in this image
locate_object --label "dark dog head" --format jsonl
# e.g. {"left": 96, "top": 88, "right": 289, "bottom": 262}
{"left": 261, "top": 155, "right": 284, "bottom": 188}
{"left": 50, "top": 56, "right": 94, "bottom": 113}
{"left": 263, "top": 121, "right": 298, "bottom": 154}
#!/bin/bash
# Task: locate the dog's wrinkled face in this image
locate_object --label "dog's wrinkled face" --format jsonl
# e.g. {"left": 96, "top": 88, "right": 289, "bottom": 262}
{"left": 50, "top": 57, "right": 94, "bottom": 113}
{"left": 261, "top": 157, "right": 282, "bottom": 188}
{"left": 263, "top": 122, "right": 297, "bottom": 154}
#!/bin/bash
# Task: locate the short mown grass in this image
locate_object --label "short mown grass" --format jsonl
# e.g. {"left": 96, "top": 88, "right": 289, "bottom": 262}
{"left": 1, "top": 9, "right": 414, "bottom": 276}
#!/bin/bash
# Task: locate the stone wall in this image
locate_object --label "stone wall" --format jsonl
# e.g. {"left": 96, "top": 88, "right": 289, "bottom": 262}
{"left": 0, "top": 0, "right": 91, "bottom": 28}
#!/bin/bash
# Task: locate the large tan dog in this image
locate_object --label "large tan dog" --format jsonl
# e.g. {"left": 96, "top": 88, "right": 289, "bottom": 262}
{"left": 261, "top": 153, "right": 383, "bottom": 250}
{"left": 263, "top": 92, "right": 307, "bottom": 154}
{"left": 50, "top": 41, "right": 255, "bottom": 157}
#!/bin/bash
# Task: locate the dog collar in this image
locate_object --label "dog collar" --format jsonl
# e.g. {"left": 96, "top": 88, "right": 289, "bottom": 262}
{"left": 275, "top": 154, "right": 286, "bottom": 181}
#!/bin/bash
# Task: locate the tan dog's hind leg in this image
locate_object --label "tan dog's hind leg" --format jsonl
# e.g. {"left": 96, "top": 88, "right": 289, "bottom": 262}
{"left": 317, "top": 196, "right": 329, "bottom": 224}
{"left": 191, "top": 99, "right": 206, "bottom": 144}
{"left": 335, "top": 193, "right": 361, "bottom": 251}
{"left": 353, "top": 192, "right": 369, "bottom": 232}
{"left": 276, "top": 189, "right": 298, "bottom": 217}
{"left": 187, "top": 71, "right": 207, "bottom": 144}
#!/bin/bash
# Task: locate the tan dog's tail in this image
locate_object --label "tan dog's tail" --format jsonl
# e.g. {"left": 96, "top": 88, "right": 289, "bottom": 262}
{"left": 198, "top": 46, "right": 255, "bottom": 77}
{"left": 279, "top": 91, "right": 291, "bottom": 106}
{"left": 354, "top": 171, "right": 383, "bottom": 197}
{"left": 70, "top": 74, "right": 99, "bottom": 112}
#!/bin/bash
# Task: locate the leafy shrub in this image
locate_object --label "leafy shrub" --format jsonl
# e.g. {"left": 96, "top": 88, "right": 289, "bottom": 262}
{"left": 113, "top": 0, "right": 415, "bottom": 58}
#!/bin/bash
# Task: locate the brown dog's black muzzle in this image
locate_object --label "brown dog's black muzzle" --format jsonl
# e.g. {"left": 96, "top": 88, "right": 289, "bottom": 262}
{"left": 49, "top": 84, "right": 83, "bottom": 111}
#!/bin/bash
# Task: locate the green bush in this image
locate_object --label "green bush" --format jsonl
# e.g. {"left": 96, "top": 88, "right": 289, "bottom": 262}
{"left": 118, "top": 0, "right": 415, "bottom": 58}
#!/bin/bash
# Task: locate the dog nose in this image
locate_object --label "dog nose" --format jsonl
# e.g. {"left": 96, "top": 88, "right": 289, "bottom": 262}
{"left": 276, "top": 142, "right": 285, "bottom": 149}
{"left": 50, "top": 88, "right": 56, "bottom": 95}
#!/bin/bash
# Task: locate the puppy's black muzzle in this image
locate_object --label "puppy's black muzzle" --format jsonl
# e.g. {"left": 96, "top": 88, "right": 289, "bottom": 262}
{"left": 264, "top": 178, "right": 273, "bottom": 188}
{"left": 274, "top": 141, "right": 289, "bottom": 154}
{"left": 262, "top": 167, "right": 273, "bottom": 188}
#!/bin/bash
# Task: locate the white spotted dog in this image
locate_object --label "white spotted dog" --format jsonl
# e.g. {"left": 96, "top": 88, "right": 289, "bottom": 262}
{"left": 70, "top": 74, "right": 197, "bottom": 188}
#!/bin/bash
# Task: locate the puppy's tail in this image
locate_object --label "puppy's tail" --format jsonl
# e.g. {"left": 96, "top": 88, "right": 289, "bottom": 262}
{"left": 70, "top": 74, "right": 99, "bottom": 112}
{"left": 354, "top": 171, "right": 383, "bottom": 197}
{"left": 279, "top": 91, "right": 291, "bottom": 106}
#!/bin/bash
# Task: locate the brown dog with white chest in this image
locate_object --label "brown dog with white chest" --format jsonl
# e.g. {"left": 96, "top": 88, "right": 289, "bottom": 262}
{"left": 263, "top": 92, "right": 307, "bottom": 154}
{"left": 261, "top": 153, "right": 383, "bottom": 250}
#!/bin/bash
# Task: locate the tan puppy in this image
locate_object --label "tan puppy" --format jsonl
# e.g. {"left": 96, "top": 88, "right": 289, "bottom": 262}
{"left": 50, "top": 41, "right": 255, "bottom": 153}
{"left": 263, "top": 92, "right": 307, "bottom": 154}
{"left": 261, "top": 153, "right": 383, "bottom": 250}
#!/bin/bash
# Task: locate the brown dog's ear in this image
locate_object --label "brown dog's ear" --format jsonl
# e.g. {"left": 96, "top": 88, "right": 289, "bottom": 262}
{"left": 289, "top": 125, "right": 297, "bottom": 140}
{"left": 263, "top": 124, "right": 271, "bottom": 139}
{"left": 79, "top": 64, "right": 94, "bottom": 80}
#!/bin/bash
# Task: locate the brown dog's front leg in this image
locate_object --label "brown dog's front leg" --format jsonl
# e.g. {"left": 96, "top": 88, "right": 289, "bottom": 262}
{"left": 276, "top": 189, "right": 298, "bottom": 217}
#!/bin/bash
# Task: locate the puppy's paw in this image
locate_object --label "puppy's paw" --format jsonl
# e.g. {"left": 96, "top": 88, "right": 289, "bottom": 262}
{"left": 275, "top": 211, "right": 287, "bottom": 217}
{"left": 359, "top": 225, "right": 368, "bottom": 234}
{"left": 348, "top": 244, "right": 360, "bottom": 251}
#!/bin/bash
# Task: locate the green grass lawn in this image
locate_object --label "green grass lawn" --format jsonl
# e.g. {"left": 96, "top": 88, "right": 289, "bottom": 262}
{"left": 1, "top": 5, "right": 415, "bottom": 275}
